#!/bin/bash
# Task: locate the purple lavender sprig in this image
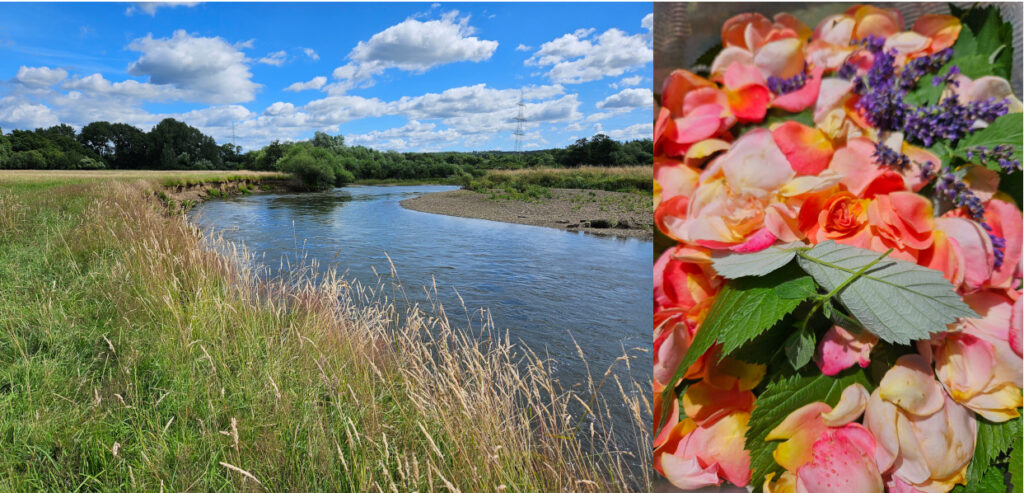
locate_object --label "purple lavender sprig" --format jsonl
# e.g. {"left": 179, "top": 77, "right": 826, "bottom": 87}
{"left": 902, "top": 95, "right": 1009, "bottom": 147}
{"left": 935, "top": 166, "right": 1006, "bottom": 268}
{"left": 766, "top": 67, "right": 809, "bottom": 95}
{"left": 965, "top": 144, "right": 1022, "bottom": 172}
{"left": 872, "top": 141, "right": 911, "bottom": 171}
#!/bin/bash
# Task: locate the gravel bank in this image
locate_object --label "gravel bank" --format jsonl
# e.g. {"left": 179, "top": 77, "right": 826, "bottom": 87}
{"left": 401, "top": 188, "right": 653, "bottom": 240}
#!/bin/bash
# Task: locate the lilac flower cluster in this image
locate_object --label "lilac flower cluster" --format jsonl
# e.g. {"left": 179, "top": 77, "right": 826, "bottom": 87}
{"left": 903, "top": 95, "right": 1009, "bottom": 147}
{"left": 872, "top": 141, "right": 911, "bottom": 171}
{"left": 935, "top": 167, "right": 1006, "bottom": 268}
{"left": 766, "top": 66, "right": 809, "bottom": 95}
{"left": 965, "top": 144, "right": 1022, "bottom": 172}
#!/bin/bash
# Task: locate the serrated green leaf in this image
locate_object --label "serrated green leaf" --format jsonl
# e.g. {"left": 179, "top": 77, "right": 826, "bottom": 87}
{"left": 969, "top": 6, "right": 1015, "bottom": 80}
{"left": 795, "top": 241, "right": 976, "bottom": 344}
{"left": 670, "top": 265, "right": 816, "bottom": 382}
{"left": 746, "top": 371, "right": 872, "bottom": 489}
{"left": 955, "top": 113, "right": 1023, "bottom": 170}
{"left": 967, "top": 417, "right": 1022, "bottom": 486}
{"left": 1011, "top": 429, "right": 1023, "bottom": 493}
{"left": 784, "top": 327, "right": 815, "bottom": 370}
{"left": 953, "top": 464, "right": 1011, "bottom": 493}
{"left": 710, "top": 243, "right": 803, "bottom": 279}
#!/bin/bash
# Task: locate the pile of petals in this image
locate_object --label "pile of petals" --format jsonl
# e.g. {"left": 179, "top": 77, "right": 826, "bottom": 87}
{"left": 654, "top": 5, "right": 1023, "bottom": 492}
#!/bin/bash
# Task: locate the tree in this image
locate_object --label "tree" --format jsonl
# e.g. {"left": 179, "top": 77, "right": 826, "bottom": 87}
{"left": 311, "top": 131, "right": 345, "bottom": 152}
{"left": 79, "top": 121, "right": 116, "bottom": 162}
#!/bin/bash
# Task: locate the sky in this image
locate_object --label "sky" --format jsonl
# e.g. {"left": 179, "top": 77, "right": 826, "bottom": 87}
{"left": 0, "top": 2, "right": 654, "bottom": 152}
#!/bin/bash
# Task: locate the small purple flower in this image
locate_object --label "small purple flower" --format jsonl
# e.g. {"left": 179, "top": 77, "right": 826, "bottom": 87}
{"left": 767, "top": 65, "right": 809, "bottom": 95}
{"left": 963, "top": 144, "right": 1021, "bottom": 172}
{"left": 872, "top": 141, "right": 911, "bottom": 171}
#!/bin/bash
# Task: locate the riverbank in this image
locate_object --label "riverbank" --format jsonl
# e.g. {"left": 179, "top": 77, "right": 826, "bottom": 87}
{"left": 0, "top": 172, "right": 649, "bottom": 490}
{"left": 401, "top": 187, "right": 654, "bottom": 240}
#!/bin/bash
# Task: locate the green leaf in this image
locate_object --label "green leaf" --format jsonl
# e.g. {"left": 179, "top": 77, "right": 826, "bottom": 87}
{"left": 746, "top": 371, "right": 872, "bottom": 489}
{"left": 784, "top": 327, "right": 815, "bottom": 370}
{"left": 670, "top": 265, "right": 816, "bottom": 380}
{"left": 967, "top": 417, "right": 1022, "bottom": 486}
{"left": 710, "top": 243, "right": 803, "bottom": 279}
{"left": 953, "top": 465, "right": 1012, "bottom": 493}
{"left": 1011, "top": 429, "right": 1023, "bottom": 493}
{"left": 999, "top": 171, "right": 1023, "bottom": 207}
{"left": 954, "top": 113, "right": 1023, "bottom": 171}
{"left": 968, "top": 6, "right": 1015, "bottom": 80}
{"left": 692, "top": 42, "right": 722, "bottom": 72}
{"left": 795, "top": 241, "right": 976, "bottom": 344}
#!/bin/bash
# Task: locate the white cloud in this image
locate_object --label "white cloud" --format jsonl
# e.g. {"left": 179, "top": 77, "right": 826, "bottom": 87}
{"left": 258, "top": 50, "right": 287, "bottom": 66}
{"left": 611, "top": 75, "right": 643, "bottom": 89}
{"left": 602, "top": 122, "right": 652, "bottom": 141}
{"left": 641, "top": 13, "right": 654, "bottom": 31}
{"left": 596, "top": 87, "right": 651, "bottom": 110}
{"left": 515, "top": 43, "right": 532, "bottom": 52}
{"left": 329, "top": 11, "right": 498, "bottom": 93}
{"left": 125, "top": 2, "right": 199, "bottom": 16}
{"left": 347, "top": 120, "right": 460, "bottom": 151}
{"left": 62, "top": 73, "right": 180, "bottom": 100}
{"left": 127, "top": 29, "right": 260, "bottom": 104}
{"left": 15, "top": 66, "right": 68, "bottom": 88}
{"left": 525, "top": 19, "right": 651, "bottom": 84}
{"left": 0, "top": 96, "right": 59, "bottom": 128}
{"left": 284, "top": 76, "right": 327, "bottom": 92}
{"left": 303, "top": 48, "right": 319, "bottom": 61}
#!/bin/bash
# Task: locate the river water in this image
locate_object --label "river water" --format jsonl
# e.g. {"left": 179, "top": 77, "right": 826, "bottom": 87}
{"left": 190, "top": 185, "right": 652, "bottom": 455}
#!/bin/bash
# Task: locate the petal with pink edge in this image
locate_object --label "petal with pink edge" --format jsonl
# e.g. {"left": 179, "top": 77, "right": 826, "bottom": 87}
{"left": 668, "top": 104, "right": 724, "bottom": 145}
{"left": 1011, "top": 296, "right": 1022, "bottom": 358}
{"left": 729, "top": 85, "right": 770, "bottom": 122}
{"left": 934, "top": 216, "right": 994, "bottom": 291}
{"left": 773, "top": 67, "right": 825, "bottom": 113}
{"left": 772, "top": 120, "right": 834, "bottom": 175}
{"left": 984, "top": 198, "right": 1023, "bottom": 288}
{"left": 710, "top": 46, "right": 755, "bottom": 79}
{"left": 720, "top": 128, "right": 795, "bottom": 196}
{"left": 660, "top": 454, "right": 722, "bottom": 490}
{"left": 724, "top": 61, "right": 767, "bottom": 90}
{"left": 816, "top": 325, "right": 877, "bottom": 376}
{"left": 729, "top": 227, "right": 777, "bottom": 253}
{"left": 796, "top": 425, "right": 883, "bottom": 493}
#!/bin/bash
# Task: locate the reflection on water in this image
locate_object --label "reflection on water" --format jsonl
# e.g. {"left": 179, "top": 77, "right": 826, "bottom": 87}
{"left": 191, "top": 185, "right": 653, "bottom": 450}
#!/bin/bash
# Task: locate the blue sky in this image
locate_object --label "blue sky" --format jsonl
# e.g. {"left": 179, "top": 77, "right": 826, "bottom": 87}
{"left": 0, "top": 2, "right": 653, "bottom": 151}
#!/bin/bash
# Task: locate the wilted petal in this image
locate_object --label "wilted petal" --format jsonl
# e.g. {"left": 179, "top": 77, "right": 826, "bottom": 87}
{"left": 878, "top": 355, "right": 945, "bottom": 416}
{"left": 864, "top": 390, "right": 899, "bottom": 472}
{"left": 821, "top": 383, "right": 870, "bottom": 427}
{"left": 815, "top": 325, "right": 878, "bottom": 376}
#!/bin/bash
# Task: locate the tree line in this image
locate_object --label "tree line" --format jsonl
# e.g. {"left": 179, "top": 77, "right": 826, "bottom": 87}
{"left": 0, "top": 118, "right": 653, "bottom": 189}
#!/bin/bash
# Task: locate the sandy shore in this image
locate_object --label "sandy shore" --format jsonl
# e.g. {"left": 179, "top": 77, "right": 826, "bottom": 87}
{"left": 401, "top": 188, "right": 653, "bottom": 240}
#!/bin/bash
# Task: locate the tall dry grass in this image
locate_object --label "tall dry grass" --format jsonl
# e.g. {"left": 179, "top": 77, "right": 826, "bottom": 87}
{"left": 0, "top": 178, "right": 651, "bottom": 491}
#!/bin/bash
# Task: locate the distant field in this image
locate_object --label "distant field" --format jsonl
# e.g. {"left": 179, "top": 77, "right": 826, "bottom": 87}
{"left": 472, "top": 166, "right": 652, "bottom": 195}
{"left": 0, "top": 169, "right": 287, "bottom": 188}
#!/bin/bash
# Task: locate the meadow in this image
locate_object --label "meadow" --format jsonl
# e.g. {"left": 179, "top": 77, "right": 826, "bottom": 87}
{"left": 0, "top": 171, "right": 651, "bottom": 491}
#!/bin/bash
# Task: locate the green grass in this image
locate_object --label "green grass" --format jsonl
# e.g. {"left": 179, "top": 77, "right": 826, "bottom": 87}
{"left": 0, "top": 175, "right": 650, "bottom": 491}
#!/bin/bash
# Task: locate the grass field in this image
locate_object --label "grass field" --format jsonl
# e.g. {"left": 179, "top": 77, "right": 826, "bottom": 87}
{"left": 470, "top": 166, "right": 652, "bottom": 200}
{"left": 0, "top": 172, "right": 650, "bottom": 490}
{"left": 0, "top": 169, "right": 287, "bottom": 188}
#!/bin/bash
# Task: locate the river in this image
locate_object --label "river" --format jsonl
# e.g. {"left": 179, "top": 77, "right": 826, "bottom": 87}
{"left": 190, "top": 184, "right": 652, "bottom": 455}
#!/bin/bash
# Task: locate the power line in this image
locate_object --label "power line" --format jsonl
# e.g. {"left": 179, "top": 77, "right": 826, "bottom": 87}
{"left": 513, "top": 88, "right": 526, "bottom": 158}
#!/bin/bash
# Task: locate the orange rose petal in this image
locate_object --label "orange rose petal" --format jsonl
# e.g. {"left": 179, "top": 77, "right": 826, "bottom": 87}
{"left": 913, "top": 14, "right": 962, "bottom": 53}
{"left": 772, "top": 121, "right": 834, "bottom": 175}
{"left": 729, "top": 85, "right": 770, "bottom": 122}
